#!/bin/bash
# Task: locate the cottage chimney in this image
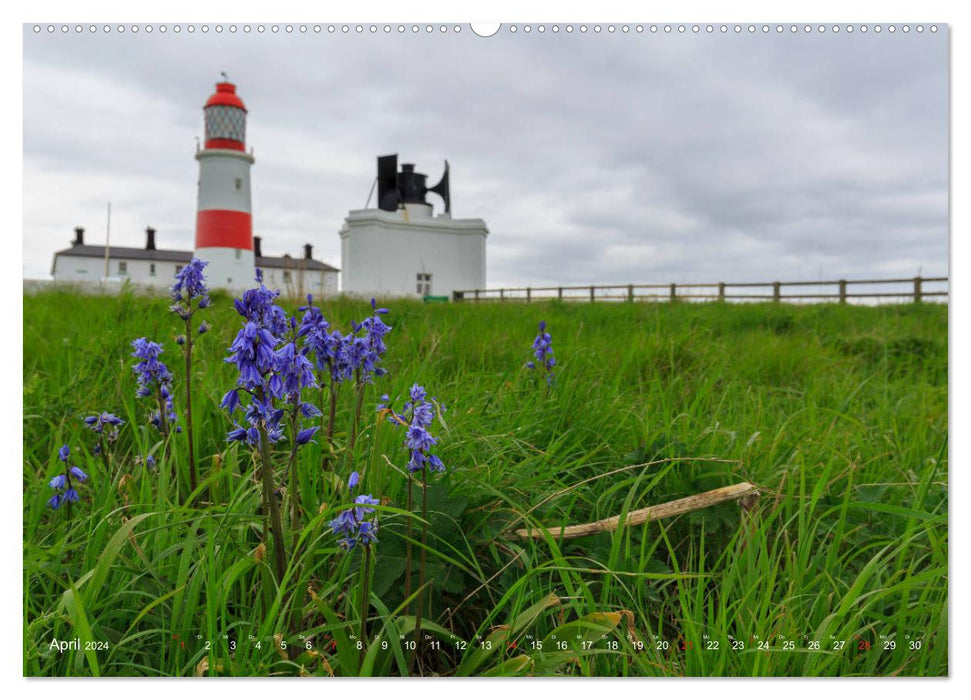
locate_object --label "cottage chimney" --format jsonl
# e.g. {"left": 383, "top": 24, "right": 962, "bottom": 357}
{"left": 73, "top": 226, "right": 85, "bottom": 246}
{"left": 303, "top": 243, "right": 313, "bottom": 260}
{"left": 145, "top": 226, "right": 157, "bottom": 251}
{"left": 253, "top": 235, "right": 263, "bottom": 257}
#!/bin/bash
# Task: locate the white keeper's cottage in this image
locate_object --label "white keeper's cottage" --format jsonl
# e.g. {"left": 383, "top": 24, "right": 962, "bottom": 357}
{"left": 339, "top": 155, "right": 488, "bottom": 298}
{"left": 51, "top": 227, "right": 339, "bottom": 298}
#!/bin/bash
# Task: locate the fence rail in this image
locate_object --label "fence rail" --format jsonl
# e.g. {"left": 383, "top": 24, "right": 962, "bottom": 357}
{"left": 453, "top": 276, "right": 948, "bottom": 304}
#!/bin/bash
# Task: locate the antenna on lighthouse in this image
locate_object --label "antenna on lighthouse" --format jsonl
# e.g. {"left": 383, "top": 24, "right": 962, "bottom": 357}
{"left": 220, "top": 71, "right": 229, "bottom": 82}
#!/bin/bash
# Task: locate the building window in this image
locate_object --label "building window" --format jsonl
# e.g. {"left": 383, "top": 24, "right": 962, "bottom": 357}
{"left": 149, "top": 263, "right": 156, "bottom": 276}
{"left": 416, "top": 272, "right": 432, "bottom": 296}
{"left": 235, "top": 248, "right": 242, "bottom": 260}
{"left": 118, "top": 261, "right": 127, "bottom": 275}
{"left": 235, "top": 178, "right": 243, "bottom": 191}
{"left": 175, "top": 265, "right": 184, "bottom": 275}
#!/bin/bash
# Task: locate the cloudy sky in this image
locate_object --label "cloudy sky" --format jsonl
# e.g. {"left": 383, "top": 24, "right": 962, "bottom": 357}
{"left": 22, "top": 23, "right": 948, "bottom": 287}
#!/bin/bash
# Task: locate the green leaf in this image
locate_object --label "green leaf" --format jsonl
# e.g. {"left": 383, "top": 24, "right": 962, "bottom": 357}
{"left": 62, "top": 586, "right": 100, "bottom": 676}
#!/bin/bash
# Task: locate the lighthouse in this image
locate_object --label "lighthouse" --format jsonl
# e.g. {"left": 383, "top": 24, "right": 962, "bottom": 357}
{"left": 194, "top": 76, "right": 255, "bottom": 289}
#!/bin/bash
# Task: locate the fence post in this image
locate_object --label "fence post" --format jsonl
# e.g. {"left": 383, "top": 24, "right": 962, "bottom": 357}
{"left": 558, "top": 287, "right": 563, "bottom": 300}
{"left": 500, "top": 288, "right": 505, "bottom": 302}
{"left": 453, "top": 290, "right": 463, "bottom": 302}
{"left": 838, "top": 279, "right": 847, "bottom": 304}
{"left": 914, "top": 276, "right": 923, "bottom": 303}
{"left": 475, "top": 289, "right": 480, "bottom": 301}
{"left": 589, "top": 285, "right": 595, "bottom": 302}
{"left": 718, "top": 282, "right": 726, "bottom": 302}
{"left": 670, "top": 283, "right": 677, "bottom": 303}
{"left": 773, "top": 281, "right": 781, "bottom": 303}
{"left": 527, "top": 286, "right": 531, "bottom": 303}
{"left": 627, "top": 284, "right": 634, "bottom": 302}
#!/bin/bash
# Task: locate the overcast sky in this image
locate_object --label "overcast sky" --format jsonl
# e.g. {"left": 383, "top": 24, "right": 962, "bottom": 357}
{"left": 22, "top": 24, "right": 948, "bottom": 287}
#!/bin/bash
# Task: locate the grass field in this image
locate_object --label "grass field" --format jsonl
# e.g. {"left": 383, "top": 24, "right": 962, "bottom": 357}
{"left": 22, "top": 287, "right": 948, "bottom": 677}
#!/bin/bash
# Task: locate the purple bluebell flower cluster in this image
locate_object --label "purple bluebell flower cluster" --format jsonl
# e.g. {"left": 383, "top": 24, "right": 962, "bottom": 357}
{"left": 84, "top": 411, "right": 124, "bottom": 456}
{"left": 221, "top": 271, "right": 320, "bottom": 448}
{"left": 387, "top": 384, "right": 445, "bottom": 474}
{"left": 131, "top": 338, "right": 179, "bottom": 432}
{"left": 48, "top": 445, "right": 88, "bottom": 510}
{"left": 84, "top": 412, "right": 124, "bottom": 439}
{"left": 298, "top": 295, "right": 391, "bottom": 388}
{"left": 170, "top": 258, "right": 212, "bottom": 315}
{"left": 353, "top": 299, "right": 392, "bottom": 383}
{"left": 329, "top": 471, "right": 379, "bottom": 551}
{"left": 525, "top": 320, "right": 556, "bottom": 385}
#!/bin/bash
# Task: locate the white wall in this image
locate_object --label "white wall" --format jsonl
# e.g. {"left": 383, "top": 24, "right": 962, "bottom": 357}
{"left": 339, "top": 206, "right": 488, "bottom": 298}
{"left": 53, "top": 254, "right": 184, "bottom": 287}
{"left": 196, "top": 149, "right": 253, "bottom": 213}
{"left": 261, "top": 266, "right": 339, "bottom": 300}
{"left": 52, "top": 253, "right": 339, "bottom": 299}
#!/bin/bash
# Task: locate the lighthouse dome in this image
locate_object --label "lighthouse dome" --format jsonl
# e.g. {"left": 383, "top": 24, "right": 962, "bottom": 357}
{"left": 203, "top": 81, "right": 247, "bottom": 151}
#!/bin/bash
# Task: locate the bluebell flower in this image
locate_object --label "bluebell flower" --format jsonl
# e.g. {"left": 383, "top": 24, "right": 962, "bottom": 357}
{"left": 84, "top": 412, "right": 125, "bottom": 434}
{"left": 221, "top": 389, "right": 241, "bottom": 414}
{"left": 354, "top": 298, "right": 392, "bottom": 383}
{"left": 277, "top": 341, "right": 317, "bottom": 399}
{"left": 170, "top": 258, "right": 211, "bottom": 306}
{"left": 388, "top": 383, "right": 446, "bottom": 475}
{"left": 295, "top": 426, "right": 319, "bottom": 445}
{"left": 329, "top": 472, "right": 380, "bottom": 550}
{"left": 232, "top": 270, "right": 288, "bottom": 336}
{"left": 526, "top": 321, "right": 555, "bottom": 385}
{"left": 223, "top": 274, "right": 322, "bottom": 454}
{"left": 131, "top": 338, "right": 178, "bottom": 431}
{"left": 48, "top": 445, "right": 87, "bottom": 510}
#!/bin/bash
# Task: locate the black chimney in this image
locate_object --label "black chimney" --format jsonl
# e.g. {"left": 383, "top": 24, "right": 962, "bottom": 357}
{"left": 303, "top": 244, "right": 313, "bottom": 260}
{"left": 253, "top": 235, "right": 262, "bottom": 257}
{"left": 73, "top": 226, "right": 85, "bottom": 246}
{"left": 145, "top": 226, "right": 156, "bottom": 251}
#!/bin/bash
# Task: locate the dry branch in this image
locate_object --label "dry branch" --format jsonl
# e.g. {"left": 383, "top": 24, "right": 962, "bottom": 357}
{"left": 513, "top": 482, "right": 759, "bottom": 540}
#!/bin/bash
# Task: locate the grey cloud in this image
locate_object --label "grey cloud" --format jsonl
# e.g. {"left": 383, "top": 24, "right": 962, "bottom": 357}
{"left": 23, "top": 26, "right": 947, "bottom": 288}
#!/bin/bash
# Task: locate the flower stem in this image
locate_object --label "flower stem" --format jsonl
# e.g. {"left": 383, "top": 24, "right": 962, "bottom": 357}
{"left": 404, "top": 475, "right": 413, "bottom": 617}
{"left": 258, "top": 423, "right": 287, "bottom": 582}
{"left": 97, "top": 436, "right": 110, "bottom": 477}
{"left": 410, "top": 468, "right": 429, "bottom": 676}
{"left": 358, "top": 543, "right": 372, "bottom": 673}
{"left": 347, "top": 375, "right": 366, "bottom": 457}
{"left": 287, "top": 408, "right": 301, "bottom": 550}
{"left": 184, "top": 318, "right": 198, "bottom": 496}
{"left": 322, "top": 381, "right": 338, "bottom": 472}
{"left": 156, "top": 385, "right": 173, "bottom": 493}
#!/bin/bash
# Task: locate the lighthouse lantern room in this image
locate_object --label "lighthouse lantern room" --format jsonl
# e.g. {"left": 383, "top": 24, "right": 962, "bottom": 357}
{"left": 194, "top": 76, "right": 255, "bottom": 289}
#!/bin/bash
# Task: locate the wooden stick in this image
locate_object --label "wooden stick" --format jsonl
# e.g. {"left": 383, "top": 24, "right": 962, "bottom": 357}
{"left": 513, "top": 482, "right": 759, "bottom": 540}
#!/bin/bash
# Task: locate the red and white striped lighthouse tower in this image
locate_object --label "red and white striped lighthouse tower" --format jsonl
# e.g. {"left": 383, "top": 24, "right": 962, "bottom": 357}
{"left": 194, "top": 75, "right": 255, "bottom": 289}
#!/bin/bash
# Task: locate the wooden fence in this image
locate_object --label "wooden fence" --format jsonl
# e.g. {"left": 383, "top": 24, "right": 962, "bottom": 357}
{"left": 453, "top": 276, "right": 948, "bottom": 304}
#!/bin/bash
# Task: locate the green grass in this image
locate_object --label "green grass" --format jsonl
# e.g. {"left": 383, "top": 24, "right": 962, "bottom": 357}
{"left": 22, "top": 290, "right": 948, "bottom": 677}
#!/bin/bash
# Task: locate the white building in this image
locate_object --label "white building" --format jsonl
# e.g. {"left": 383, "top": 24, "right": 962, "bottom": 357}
{"left": 339, "top": 156, "right": 488, "bottom": 298}
{"left": 51, "top": 227, "right": 339, "bottom": 299}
